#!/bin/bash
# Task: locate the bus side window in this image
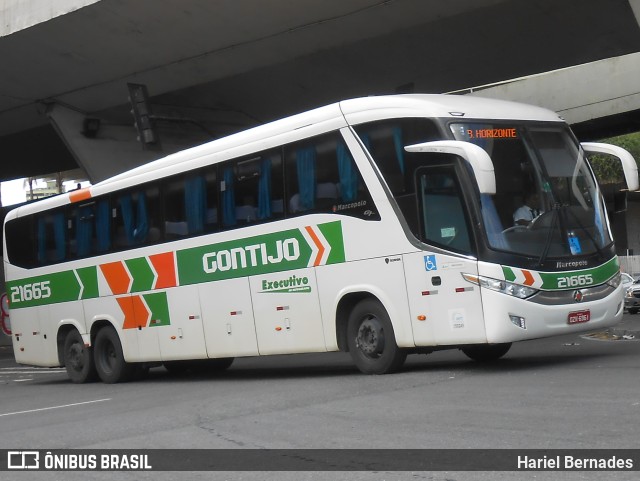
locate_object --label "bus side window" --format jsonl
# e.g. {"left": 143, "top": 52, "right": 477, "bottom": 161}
{"left": 285, "top": 135, "right": 343, "bottom": 214}
{"left": 220, "top": 149, "right": 283, "bottom": 228}
{"left": 94, "top": 198, "right": 112, "bottom": 253}
{"left": 37, "top": 211, "right": 66, "bottom": 264}
{"left": 66, "top": 197, "right": 112, "bottom": 259}
{"left": 68, "top": 202, "right": 91, "bottom": 258}
{"left": 418, "top": 169, "right": 472, "bottom": 254}
{"left": 163, "top": 169, "right": 218, "bottom": 238}
{"left": 204, "top": 169, "right": 218, "bottom": 231}
{"left": 5, "top": 216, "right": 35, "bottom": 268}
{"left": 115, "top": 185, "right": 161, "bottom": 247}
{"left": 285, "top": 131, "right": 378, "bottom": 219}
{"left": 164, "top": 176, "right": 188, "bottom": 237}
{"left": 353, "top": 118, "right": 441, "bottom": 195}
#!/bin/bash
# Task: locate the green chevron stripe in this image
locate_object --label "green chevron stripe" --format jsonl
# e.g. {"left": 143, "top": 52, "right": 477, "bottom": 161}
{"left": 126, "top": 257, "right": 155, "bottom": 293}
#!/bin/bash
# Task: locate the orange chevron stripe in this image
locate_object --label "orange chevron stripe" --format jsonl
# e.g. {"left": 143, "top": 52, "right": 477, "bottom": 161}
{"left": 305, "top": 226, "right": 325, "bottom": 267}
{"left": 117, "top": 295, "right": 150, "bottom": 330}
{"left": 117, "top": 297, "right": 136, "bottom": 329}
{"left": 100, "top": 261, "right": 131, "bottom": 295}
{"left": 522, "top": 269, "right": 535, "bottom": 286}
{"left": 149, "top": 252, "right": 177, "bottom": 289}
{"left": 131, "top": 295, "right": 150, "bottom": 328}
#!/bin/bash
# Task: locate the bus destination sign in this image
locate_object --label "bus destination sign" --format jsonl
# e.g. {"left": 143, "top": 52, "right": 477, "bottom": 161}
{"left": 466, "top": 128, "right": 517, "bottom": 139}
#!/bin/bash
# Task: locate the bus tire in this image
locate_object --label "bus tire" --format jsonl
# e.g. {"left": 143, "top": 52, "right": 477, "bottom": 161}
{"left": 94, "top": 326, "right": 133, "bottom": 383}
{"left": 461, "top": 343, "right": 512, "bottom": 362}
{"left": 347, "top": 299, "right": 407, "bottom": 374}
{"left": 63, "top": 329, "right": 97, "bottom": 384}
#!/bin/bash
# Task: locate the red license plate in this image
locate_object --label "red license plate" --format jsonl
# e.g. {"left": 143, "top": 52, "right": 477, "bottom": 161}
{"left": 568, "top": 310, "right": 590, "bottom": 324}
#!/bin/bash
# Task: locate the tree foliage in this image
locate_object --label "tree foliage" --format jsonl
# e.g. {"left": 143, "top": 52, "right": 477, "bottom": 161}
{"left": 587, "top": 131, "right": 640, "bottom": 185}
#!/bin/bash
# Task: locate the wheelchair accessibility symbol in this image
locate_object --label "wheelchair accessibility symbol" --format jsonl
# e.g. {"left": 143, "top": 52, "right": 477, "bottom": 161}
{"left": 424, "top": 255, "right": 437, "bottom": 271}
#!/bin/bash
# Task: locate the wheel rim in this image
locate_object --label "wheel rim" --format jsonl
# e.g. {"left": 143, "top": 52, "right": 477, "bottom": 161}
{"left": 355, "top": 315, "right": 385, "bottom": 359}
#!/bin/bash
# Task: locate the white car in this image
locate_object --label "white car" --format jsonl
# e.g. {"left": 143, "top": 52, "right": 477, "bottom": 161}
{"left": 624, "top": 274, "right": 640, "bottom": 314}
{"left": 621, "top": 272, "right": 635, "bottom": 291}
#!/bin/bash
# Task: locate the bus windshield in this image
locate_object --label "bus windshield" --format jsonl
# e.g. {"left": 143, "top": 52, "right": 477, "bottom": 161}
{"left": 450, "top": 123, "right": 611, "bottom": 261}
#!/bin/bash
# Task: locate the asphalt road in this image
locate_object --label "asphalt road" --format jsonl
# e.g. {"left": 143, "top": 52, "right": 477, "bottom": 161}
{"left": 1, "top": 314, "right": 639, "bottom": 481}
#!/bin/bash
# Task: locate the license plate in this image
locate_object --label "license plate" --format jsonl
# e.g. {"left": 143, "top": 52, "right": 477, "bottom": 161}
{"left": 568, "top": 310, "right": 590, "bottom": 324}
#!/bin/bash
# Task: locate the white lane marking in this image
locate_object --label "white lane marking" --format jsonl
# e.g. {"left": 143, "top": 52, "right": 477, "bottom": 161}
{"left": 0, "top": 366, "right": 64, "bottom": 371}
{"left": 13, "top": 379, "right": 33, "bottom": 382}
{"left": 2, "top": 368, "right": 65, "bottom": 371}
{"left": 0, "top": 398, "right": 111, "bottom": 418}
{"left": 0, "top": 370, "right": 65, "bottom": 374}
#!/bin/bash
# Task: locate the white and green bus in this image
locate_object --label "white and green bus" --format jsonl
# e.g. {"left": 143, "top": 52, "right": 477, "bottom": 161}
{"left": 3, "top": 94, "right": 638, "bottom": 383}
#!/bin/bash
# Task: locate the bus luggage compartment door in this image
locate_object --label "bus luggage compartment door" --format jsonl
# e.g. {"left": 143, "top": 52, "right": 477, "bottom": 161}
{"left": 10, "top": 305, "right": 55, "bottom": 366}
{"left": 200, "top": 277, "right": 259, "bottom": 358}
{"left": 250, "top": 267, "right": 325, "bottom": 355}
{"left": 158, "top": 286, "right": 208, "bottom": 361}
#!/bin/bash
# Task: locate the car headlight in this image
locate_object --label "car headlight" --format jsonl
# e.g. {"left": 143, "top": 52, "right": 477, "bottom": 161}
{"left": 462, "top": 273, "right": 538, "bottom": 299}
{"left": 625, "top": 289, "right": 634, "bottom": 298}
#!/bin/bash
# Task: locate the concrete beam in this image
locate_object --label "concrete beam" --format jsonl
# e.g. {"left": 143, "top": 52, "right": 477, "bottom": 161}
{"left": 0, "top": 0, "right": 98, "bottom": 37}
{"left": 456, "top": 52, "right": 640, "bottom": 127}
{"left": 47, "top": 104, "right": 160, "bottom": 182}
{"left": 46, "top": 103, "right": 215, "bottom": 182}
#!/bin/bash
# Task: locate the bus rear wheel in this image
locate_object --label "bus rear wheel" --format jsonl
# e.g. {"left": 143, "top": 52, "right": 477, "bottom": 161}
{"left": 94, "top": 326, "right": 133, "bottom": 383}
{"left": 347, "top": 299, "right": 407, "bottom": 374}
{"left": 63, "top": 329, "right": 97, "bottom": 383}
{"left": 461, "top": 343, "right": 512, "bottom": 362}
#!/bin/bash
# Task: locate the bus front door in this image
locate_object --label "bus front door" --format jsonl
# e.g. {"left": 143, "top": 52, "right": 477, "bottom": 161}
{"left": 404, "top": 251, "right": 486, "bottom": 346}
{"left": 404, "top": 163, "right": 487, "bottom": 347}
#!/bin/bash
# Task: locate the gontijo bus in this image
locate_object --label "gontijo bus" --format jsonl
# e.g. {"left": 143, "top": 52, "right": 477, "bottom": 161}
{"left": 3, "top": 94, "right": 638, "bottom": 383}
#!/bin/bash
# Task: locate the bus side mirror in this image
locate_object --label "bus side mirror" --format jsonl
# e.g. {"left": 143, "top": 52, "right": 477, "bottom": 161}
{"left": 404, "top": 140, "right": 496, "bottom": 194}
{"left": 581, "top": 142, "right": 639, "bottom": 192}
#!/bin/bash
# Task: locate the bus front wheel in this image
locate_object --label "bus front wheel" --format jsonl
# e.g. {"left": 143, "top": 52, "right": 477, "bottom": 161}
{"left": 94, "top": 326, "right": 133, "bottom": 383}
{"left": 347, "top": 299, "right": 407, "bottom": 374}
{"left": 63, "top": 329, "right": 97, "bottom": 383}
{"left": 461, "top": 343, "right": 512, "bottom": 362}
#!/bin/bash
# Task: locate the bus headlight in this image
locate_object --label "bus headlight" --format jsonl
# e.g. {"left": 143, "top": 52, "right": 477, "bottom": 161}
{"left": 607, "top": 272, "right": 622, "bottom": 289}
{"left": 462, "top": 273, "right": 538, "bottom": 299}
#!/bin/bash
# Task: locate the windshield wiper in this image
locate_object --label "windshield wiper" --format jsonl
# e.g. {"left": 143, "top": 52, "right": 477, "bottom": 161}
{"left": 536, "top": 203, "right": 561, "bottom": 269}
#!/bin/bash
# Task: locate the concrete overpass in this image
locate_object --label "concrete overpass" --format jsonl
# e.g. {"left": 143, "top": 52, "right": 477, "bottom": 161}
{"left": 454, "top": 51, "right": 640, "bottom": 140}
{"left": 2, "top": 0, "right": 640, "bottom": 183}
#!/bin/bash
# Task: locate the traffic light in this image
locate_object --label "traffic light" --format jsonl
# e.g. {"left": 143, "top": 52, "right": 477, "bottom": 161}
{"left": 127, "top": 83, "right": 160, "bottom": 149}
